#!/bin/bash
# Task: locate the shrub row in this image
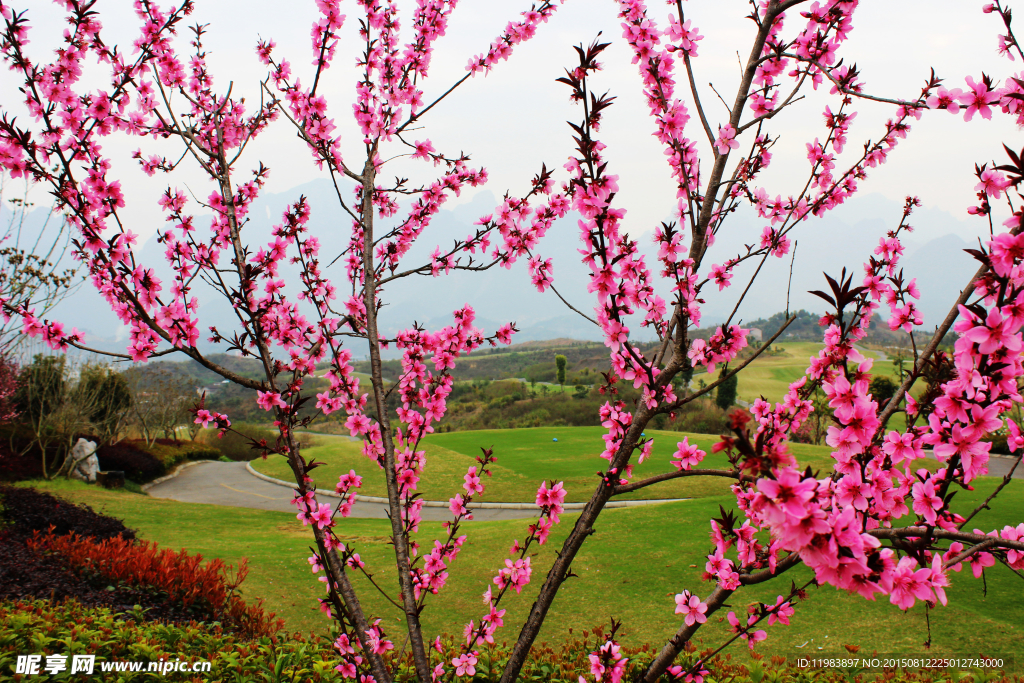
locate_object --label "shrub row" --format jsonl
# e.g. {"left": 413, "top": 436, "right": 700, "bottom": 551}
{"left": 0, "top": 424, "right": 222, "bottom": 483}
{"left": 96, "top": 439, "right": 221, "bottom": 483}
{"left": 0, "top": 486, "right": 279, "bottom": 639}
{"left": 2, "top": 599, "right": 1020, "bottom": 683}
{"left": 199, "top": 422, "right": 282, "bottom": 461}
{"left": 0, "top": 600, "right": 326, "bottom": 683}
{"left": 27, "top": 531, "right": 282, "bottom": 639}
{"left": 0, "top": 540, "right": 207, "bottom": 623}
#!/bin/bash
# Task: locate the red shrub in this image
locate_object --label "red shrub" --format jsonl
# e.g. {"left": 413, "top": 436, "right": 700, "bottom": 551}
{"left": 28, "top": 530, "right": 283, "bottom": 639}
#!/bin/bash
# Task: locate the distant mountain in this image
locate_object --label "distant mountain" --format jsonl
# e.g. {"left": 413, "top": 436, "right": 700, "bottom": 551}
{"left": 685, "top": 194, "right": 981, "bottom": 330}
{"left": 32, "top": 181, "right": 984, "bottom": 358}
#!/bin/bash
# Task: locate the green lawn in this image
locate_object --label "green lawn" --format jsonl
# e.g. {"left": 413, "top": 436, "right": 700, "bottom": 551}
{"left": 254, "top": 427, "right": 934, "bottom": 504}
{"left": 19, "top": 477, "right": 1024, "bottom": 666}
{"left": 692, "top": 342, "right": 907, "bottom": 404}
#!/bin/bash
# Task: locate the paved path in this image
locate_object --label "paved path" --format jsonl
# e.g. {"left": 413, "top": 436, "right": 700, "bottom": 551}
{"left": 975, "top": 453, "right": 1023, "bottom": 480}
{"left": 146, "top": 461, "right": 541, "bottom": 521}
{"left": 856, "top": 345, "right": 888, "bottom": 362}
{"left": 145, "top": 452, "right": 1022, "bottom": 523}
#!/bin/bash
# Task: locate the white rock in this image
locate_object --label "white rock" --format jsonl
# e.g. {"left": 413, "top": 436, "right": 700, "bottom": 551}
{"left": 68, "top": 438, "right": 99, "bottom": 483}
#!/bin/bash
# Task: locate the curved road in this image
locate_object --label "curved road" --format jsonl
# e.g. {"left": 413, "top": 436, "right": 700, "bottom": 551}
{"left": 145, "top": 461, "right": 541, "bottom": 521}
{"left": 146, "top": 453, "right": 1022, "bottom": 523}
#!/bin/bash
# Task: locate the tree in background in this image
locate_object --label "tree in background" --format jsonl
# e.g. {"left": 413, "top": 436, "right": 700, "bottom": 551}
{"left": 14, "top": 354, "right": 68, "bottom": 477}
{"left": 0, "top": 173, "right": 79, "bottom": 354}
{"left": 555, "top": 354, "right": 567, "bottom": 389}
{"left": 123, "top": 366, "right": 196, "bottom": 446}
{"left": 868, "top": 374, "right": 897, "bottom": 408}
{"left": 13, "top": 355, "right": 118, "bottom": 477}
{"left": 14, "top": 354, "right": 64, "bottom": 425}
{"left": 79, "top": 364, "right": 132, "bottom": 445}
{"left": 714, "top": 367, "right": 738, "bottom": 411}
{"left": 0, "top": 354, "right": 17, "bottom": 423}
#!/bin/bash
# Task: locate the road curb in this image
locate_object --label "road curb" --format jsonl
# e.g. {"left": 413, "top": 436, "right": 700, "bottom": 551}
{"left": 142, "top": 459, "right": 214, "bottom": 491}
{"left": 245, "top": 462, "right": 687, "bottom": 510}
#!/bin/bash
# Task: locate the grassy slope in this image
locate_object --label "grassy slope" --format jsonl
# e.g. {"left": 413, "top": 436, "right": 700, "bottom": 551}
{"left": 691, "top": 342, "right": 908, "bottom": 404}
{"left": 21, "top": 477, "right": 1023, "bottom": 664}
{"left": 253, "top": 428, "right": 933, "bottom": 504}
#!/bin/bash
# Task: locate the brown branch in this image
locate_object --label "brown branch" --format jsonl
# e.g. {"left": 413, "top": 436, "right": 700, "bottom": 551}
{"left": 961, "top": 453, "right": 1022, "bottom": 528}
{"left": 643, "top": 553, "right": 804, "bottom": 683}
{"left": 682, "top": 48, "right": 715, "bottom": 148}
{"left": 778, "top": 52, "right": 925, "bottom": 108}
{"left": 395, "top": 73, "right": 471, "bottom": 135}
{"left": 64, "top": 341, "right": 180, "bottom": 362}
{"left": 735, "top": 82, "right": 807, "bottom": 134}
{"left": 874, "top": 261, "right": 987, "bottom": 433}
{"left": 688, "top": 0, "right": 782, "bottom": 261}
{"left": 867, "top": 527, "right": 1024, "bottom": 553}
{"left": 612, "top": 468, "right": 749, "bottom": 497}
{"left": 943, "top": 538, "right": 999, "bottom": 570}
{"left": 643, "top": 585, "right": 733, "bottom": 683}
{"left": 358, "top": 156, "right": 432, "bottom": 682}
{"left": 547, "top": 282, "right": 599, "bottom": 326}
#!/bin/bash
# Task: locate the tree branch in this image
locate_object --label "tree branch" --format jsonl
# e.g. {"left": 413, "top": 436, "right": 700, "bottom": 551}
{"left": 612, "top": 468, "right": 749, "bottom": 497}
{"left": 874, "top": 261, "right": 987, "bottom": 433}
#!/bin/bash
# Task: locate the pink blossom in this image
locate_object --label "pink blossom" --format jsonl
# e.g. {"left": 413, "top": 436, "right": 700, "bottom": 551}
{"left": 451, "top": 653, "right": 477, "bottom": 677}
{"left": 714, "top": 124, "right": 739, "bottom": 155}
{"left": 960, "top": 75, "right": 1000, "bottom": 121}
{"left": 257, "top": 391, "right": 288, "bottom": 411}
{"left": 674, "top": 591, "right": 708, "bottom": 626}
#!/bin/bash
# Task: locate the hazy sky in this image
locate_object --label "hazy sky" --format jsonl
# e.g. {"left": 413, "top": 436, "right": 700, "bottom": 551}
{"left": 2, "top": 1, "right": 1019, "bottom": 256}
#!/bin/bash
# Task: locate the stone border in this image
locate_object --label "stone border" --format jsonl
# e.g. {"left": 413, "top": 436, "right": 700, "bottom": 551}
{"left": 141, "top": 459, "right": 215, "bottom": 491}
{"left": 245, "top": 462, "right": 686, "bottom": 510}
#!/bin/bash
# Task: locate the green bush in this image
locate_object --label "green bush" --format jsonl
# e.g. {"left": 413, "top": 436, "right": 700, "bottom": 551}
{"left": 198, "top": 424, "right": 317, "bottom": 462}
{"left": 488, "top": 394, "right": 523, "bottom": 410}
{"left": 481, "top": 379, "right": 527, "bottom": 401}
{"left": 522, "top": 362, "right": 557, "bottom": 383}
{"left": 715, "top": 369, "right": 738, "bottom": 410}
{"left": 670, "top": 402, "right": 729, "bottom": 435}
{"left": 868, "top": 375, "right": 897, "bottom": 405}
{"left": 555, "top": 354, "right": 567, "bottom": 386}
{"left": 140, "top": 440, "right": 222, "bottom": 471}
{"left": 199, "top": 423, "right": 279, "bottom": 462}
{"left": 3, "top": 600, "right": 1018, "bottom": 683}
{"left": 983, "top": 433, "right": 1012, "bottom": 456}
{"left": 0, "top": 600, "right": 332, "bottom": 683}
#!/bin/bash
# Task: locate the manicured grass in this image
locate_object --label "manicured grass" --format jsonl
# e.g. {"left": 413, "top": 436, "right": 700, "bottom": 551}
{"left": 254, "top": 427, "right": 932, "bottom": 504}
{"left": 692, "top": 342, "right": 907, "bottom": 404}
{"left": 18, "top": 477, "right": 1024, "bottom": 665}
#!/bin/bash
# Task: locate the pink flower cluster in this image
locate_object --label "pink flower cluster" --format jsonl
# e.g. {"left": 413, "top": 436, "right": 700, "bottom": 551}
{"left": 581, "top": 639, "right": 628, "bottom": 683}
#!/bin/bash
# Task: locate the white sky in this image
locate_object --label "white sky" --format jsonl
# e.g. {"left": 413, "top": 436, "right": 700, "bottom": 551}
{"left": 2, "top": 0, "right": 1020, "bottom": 244}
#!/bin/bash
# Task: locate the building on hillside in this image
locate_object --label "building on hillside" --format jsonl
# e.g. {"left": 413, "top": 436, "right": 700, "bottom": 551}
{"left": 748, "top": 328, "right": 763, "bottom": 342}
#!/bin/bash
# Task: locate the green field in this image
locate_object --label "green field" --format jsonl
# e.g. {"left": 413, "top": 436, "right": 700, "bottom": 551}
{"left": 692, "top": 342, "right": 906, "bottom": 404}
{"left": 22, "top": 477, "right": 1024, "bottom": 664}
{"left": 252, "top": 427, "right": 879, "bottom": 503}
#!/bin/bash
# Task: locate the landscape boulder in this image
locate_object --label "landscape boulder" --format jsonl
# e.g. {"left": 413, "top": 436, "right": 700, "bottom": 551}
{"left": 68, "top": 439, "right": 99, "bottom": 483}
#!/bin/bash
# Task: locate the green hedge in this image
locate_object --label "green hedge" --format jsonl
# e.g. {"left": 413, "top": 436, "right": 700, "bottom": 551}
{"left": 198, "top": 423, "right": 281, "bottom": 462}
{"left": 1, "top": 600, "right": 335, "bottom": 682}
{"left": 138, "top": 440, "right": 222, "bottom": 475}
{"left": 2, "top": 600, "right": 1020, "bottom": 683}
